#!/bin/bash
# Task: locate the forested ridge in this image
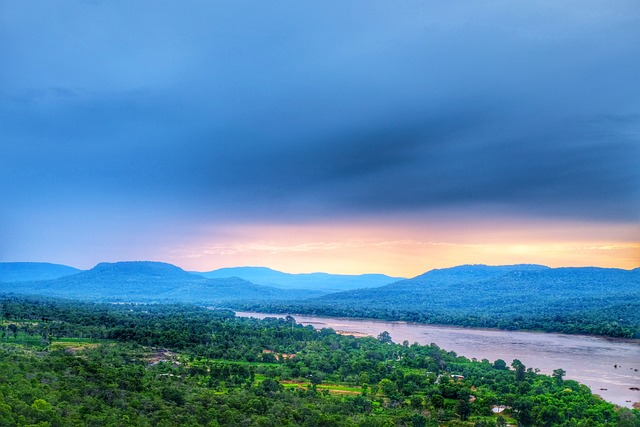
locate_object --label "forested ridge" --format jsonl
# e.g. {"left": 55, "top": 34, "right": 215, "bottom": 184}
{"left": 239, "top": 265, "right": 640, "bottom": 338}
{"left": 1, "top": 295, "right": 638, "bottom": 426}
{"left": 3, "top": 263, "right": 638, "bottom": 339}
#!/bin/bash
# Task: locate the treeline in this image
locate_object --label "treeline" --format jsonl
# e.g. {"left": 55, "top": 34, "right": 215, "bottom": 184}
{"left": 1, "top": 295, "right": 638, "bottom": 426}
{"left": 237, "top": 301, "right": 640, "bottom": 338}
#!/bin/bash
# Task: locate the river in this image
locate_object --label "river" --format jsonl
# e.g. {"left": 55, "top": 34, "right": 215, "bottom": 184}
{"left": 234, "top": 311, "right": 640, "bottom": 408}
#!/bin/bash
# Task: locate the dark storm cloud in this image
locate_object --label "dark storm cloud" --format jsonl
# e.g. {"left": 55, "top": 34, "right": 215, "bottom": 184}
{"left": 1, "top": 1, "right": 639, "bottom": 228}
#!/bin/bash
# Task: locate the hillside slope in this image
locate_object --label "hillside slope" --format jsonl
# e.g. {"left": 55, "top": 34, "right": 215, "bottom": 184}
{"left": 0, "top": 262, "right": 81, "bottom": 282}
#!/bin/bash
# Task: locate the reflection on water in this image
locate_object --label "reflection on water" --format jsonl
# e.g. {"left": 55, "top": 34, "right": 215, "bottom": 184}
{"left": 235, "top": 311, "right": 640, "bottom": 408}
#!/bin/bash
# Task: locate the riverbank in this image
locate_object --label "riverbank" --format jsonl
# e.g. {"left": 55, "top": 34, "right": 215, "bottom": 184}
{"left": 234, "top": 311, "right": 640, "bottom": 408}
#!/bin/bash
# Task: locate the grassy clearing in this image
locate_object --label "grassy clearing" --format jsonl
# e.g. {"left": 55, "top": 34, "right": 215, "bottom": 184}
{"left": 278, "top": 379, "right": 363, "bottom": 394}
{"left": 191, "top": 359, "right": 277, "bottom": 367}
{"left": 50, "top": 340, "right": 99, "bottom": 352}
{"left": 0, "top": 320, "right": 40, "bottom": 326}
{"left": 317, "top": 384, "right": 362, "bottom": 393}
{"left": 1, "top": 330, "right": 101, "bottom": 353}
{"left": 0, "top": 332, "right": 45, "bottom": 347}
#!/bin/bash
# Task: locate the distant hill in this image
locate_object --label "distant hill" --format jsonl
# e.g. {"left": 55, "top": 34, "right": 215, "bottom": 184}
{"left": 0, "top": 261, "right": 324, "bottom": 304}
{"left": 308, "top": 264, "right": 638, "bottom": 313}
{"left": 196, "top": 266, "right": 404, "bottom": 291}
{"left": 0, "top": 262, "right": 81, "bottom": 282}
{"left": 240, "top": 264, "right": 640, "bottom": 338}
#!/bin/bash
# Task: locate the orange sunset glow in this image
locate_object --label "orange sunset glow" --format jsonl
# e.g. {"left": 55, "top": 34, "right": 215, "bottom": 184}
{"left": 167, "top": 218, "right": 639, "bottom": 277}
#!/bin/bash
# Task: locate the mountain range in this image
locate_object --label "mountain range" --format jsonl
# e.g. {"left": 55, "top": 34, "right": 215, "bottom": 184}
{"left": 2, "top": 261, "right": 639, "bottom": 337}
{"left": 243, "top": 264, "right": 640, "bottom": 337}
{"left": 196, "top": 266, "right": 403, "bottom": 291}
{"left": 0, "top": 261, "right": 324, "bottom": 304}
{"left": 308, "top": 264, "right": 640, "bottom": 313}
{"left": 0, "top": 262, "right": 81, "bottom": 282}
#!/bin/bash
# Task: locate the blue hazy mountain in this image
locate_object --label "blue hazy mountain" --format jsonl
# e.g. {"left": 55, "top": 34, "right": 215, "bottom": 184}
{"left": 308, "top": 264, "right": 639, "bottom": 313}
{"left": 245, "top": 264, "right": 640, "bottom": 337}
{"left": 195, "top": 266, "right": 404, "bottom": 291}
{"left": 0, "top": 262, "right": 81, "bottom": 282}
{"left": 0, "top": 261, "right": 324, "bottom": 303}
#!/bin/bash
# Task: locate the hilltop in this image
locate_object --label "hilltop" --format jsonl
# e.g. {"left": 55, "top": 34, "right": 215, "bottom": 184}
{"left": 0, "top": 261, "right": 323, "bottom": 304}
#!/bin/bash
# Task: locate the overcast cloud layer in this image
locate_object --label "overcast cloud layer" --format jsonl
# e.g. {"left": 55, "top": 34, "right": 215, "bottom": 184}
{"left": 1, "top": 1, "right": 639, "bottom": 266}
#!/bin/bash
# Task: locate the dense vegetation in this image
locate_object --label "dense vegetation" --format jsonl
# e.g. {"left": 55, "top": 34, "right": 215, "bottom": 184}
{"left": 1, "top": 295, "right": 638, "bottom": 426}
{"left": 240, "top": 265, "right": 640, "bottom": 338}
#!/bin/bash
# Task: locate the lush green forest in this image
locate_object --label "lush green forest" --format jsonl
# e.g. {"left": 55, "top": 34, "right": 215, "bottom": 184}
{"left": 239, "top": 265, "right": 640, "bottom": 338}
{"left": 1, "top": 295, "right": 638, "bottom": 426}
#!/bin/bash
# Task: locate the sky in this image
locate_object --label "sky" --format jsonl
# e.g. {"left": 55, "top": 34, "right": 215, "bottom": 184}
{"left": 1, "top": 1, "right": 639, "bottom": 277}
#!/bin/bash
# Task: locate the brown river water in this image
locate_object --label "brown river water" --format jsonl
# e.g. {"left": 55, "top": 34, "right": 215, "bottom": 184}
{"left": 234, "top": 311, "right": 640, "bottom": 408}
